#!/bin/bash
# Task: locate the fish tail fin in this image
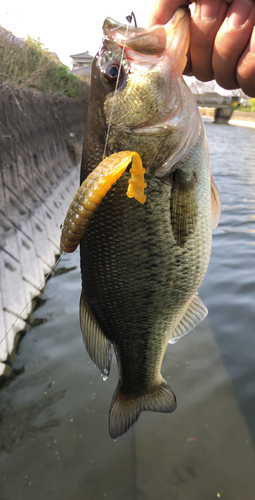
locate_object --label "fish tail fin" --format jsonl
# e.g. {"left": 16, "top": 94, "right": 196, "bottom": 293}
{"left": 109, "top": 379, "right": 177, "bottom": 440}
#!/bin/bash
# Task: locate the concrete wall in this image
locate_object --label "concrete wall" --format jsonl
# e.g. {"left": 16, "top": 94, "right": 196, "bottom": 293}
{"left": 0, "top": 86, "right": 88, "bottom": 378}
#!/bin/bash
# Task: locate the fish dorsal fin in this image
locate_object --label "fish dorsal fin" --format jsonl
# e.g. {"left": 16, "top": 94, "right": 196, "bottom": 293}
{"left": 168, "top": 293, "right": 208, "bottom": 344}
{"left": 80, "top": 290, "right": 112, "bottom": 379}
{"left": 211, "top": 175, "right": 221, "bottom": 230}
{"left": 109, "top": 378, "right": 176, "bottom": 440}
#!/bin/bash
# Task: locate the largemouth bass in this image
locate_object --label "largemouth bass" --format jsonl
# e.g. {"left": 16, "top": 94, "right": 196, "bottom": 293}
{"left": 71, "top": 8, "right": 221, "bottom": 439}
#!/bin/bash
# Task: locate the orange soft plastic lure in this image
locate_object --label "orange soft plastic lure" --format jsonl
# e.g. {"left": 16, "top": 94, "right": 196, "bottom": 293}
{"left": 60, "top": 151, "right": 147, "bottom": 253}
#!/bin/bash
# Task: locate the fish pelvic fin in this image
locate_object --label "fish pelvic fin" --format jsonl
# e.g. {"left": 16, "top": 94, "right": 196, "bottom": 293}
{"left": 109, "top": 379, "right": 177, "bottom": 440}
{"left": 169, "top": 293, "right": 208, "bottom": 344}
{"left": 80, "top": 290, "right": 112, "bottom": 379}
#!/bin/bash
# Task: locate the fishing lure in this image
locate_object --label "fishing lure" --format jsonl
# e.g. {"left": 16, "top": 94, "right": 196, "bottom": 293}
{"left": 60, "top": 151, "right": 147, "bottom": 253}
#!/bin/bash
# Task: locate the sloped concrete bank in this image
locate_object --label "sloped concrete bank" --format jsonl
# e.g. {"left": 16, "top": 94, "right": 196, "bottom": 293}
{"left": 0, "top": 86, "right": 88, "bottom": 379}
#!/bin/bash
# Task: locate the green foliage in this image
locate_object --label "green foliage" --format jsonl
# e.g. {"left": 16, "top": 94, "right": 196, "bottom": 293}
{"left": 238, "top": 98, "right": 255, "bottom": 112}
{"left": 231, "top": 100, "right": 239, "bottom": 111}
{"left": 250, "top": 99, "right": 255, "bottom": 112}
{"left": 0, "top": 27, "right": 89, "bottom": 100}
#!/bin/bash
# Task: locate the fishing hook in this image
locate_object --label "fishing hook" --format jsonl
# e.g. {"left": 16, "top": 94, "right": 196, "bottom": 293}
{"left": 126, "top": 11, "right": 137, "bottom": 27}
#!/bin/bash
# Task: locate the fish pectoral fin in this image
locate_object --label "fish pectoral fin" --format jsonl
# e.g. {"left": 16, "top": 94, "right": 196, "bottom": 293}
{"left": 211, "top": 175, "right": 221, "bottom": 230}
{"left": 169, "top": 293, "right": 208, "bottom": 344}
{"left": 170, "top": 170, "right": 197, "bottom": 248}
{"left": 109, "top": 379, "right": 176, "bottom": 440}
{"left": 80, "top": 290, "right": 112, "bottom": 379}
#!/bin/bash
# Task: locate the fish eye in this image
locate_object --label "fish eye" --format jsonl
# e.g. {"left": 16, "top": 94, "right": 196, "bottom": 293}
{"left": 108, "top": 65, "right": 119, "bottom": 79}
{"left": 101, "top": 60, "right": 124, "bottom": 85}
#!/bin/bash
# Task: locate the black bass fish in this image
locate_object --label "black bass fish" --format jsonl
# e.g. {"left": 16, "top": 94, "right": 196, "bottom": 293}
{"left": 62, "top": 8, "right": 221, "bottom": 440}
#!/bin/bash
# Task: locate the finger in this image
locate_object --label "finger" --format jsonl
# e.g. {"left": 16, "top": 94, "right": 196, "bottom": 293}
{"left": 213, "top": 0, "right": 255, "bottom": 90}
{"left": 189, "top": 0, "right": 229, "bottom": 81}
{"left": 146, "top": 0, "right": 191, "bottom": 26}
{"left": 236, "top": 26, "right": 255, "bottom": 97}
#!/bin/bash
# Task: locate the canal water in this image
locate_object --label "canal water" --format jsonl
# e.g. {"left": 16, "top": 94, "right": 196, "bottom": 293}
{"left": 0, "top": 121, "right": 255, "bottom": 500}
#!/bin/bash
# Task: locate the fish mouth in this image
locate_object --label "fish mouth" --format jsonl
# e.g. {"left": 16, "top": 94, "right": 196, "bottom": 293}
{"left": 102, "top": 8, "right": 200, "bottom": 176}
{"left": 102, "top": 8, "right": 191, "bottom": 137}
{"left": 103, "top": 18, "right": 167, "bottom": 56}
{"left": 103, "top": 8, "right": 190, "bottom": 77}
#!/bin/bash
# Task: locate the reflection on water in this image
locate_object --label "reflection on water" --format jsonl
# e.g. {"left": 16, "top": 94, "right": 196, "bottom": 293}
{"left": 0, "top": 122, "right": 255, "bottom": 499}
{"left": 53, "top": 266, "right": 77, "bottom": 277}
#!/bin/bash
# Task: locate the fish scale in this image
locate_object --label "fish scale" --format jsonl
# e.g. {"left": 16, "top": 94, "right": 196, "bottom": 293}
{"left": 82, "top": 156, "right": 206, "bottom": 358}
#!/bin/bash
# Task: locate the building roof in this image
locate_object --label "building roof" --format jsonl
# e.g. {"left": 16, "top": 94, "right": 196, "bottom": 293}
{"left": 69, "top": 51, "right": 94, "bottom": 60}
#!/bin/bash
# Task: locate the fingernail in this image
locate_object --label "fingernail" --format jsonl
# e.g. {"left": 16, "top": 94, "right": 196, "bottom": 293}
{"left": 200, "top": 0, "right": 222, "bottom": 20}
{"left": 228, "top": 0, "right": 254, "bottom": 28}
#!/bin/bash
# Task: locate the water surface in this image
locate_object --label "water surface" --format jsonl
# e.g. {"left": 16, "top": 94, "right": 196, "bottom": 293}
{"left": 0, "top": 122, "right": 255, "bottom": 500}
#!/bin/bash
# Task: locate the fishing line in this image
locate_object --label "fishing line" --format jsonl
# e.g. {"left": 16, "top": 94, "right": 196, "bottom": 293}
{"left": 102, "top": 20, "right": 130, "bottom": 160}
{"left": 0, "top": 252, "right": 64, "bottom": 346}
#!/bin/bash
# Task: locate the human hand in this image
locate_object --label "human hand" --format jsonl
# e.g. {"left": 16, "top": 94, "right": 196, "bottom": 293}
{"left": 147, "top": 0, "right": 255, "bottom": 97}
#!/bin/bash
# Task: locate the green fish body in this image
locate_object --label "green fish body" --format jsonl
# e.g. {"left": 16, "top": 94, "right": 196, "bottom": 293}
{"left": 79, "top": 9, "right": 221, "bottom": 439}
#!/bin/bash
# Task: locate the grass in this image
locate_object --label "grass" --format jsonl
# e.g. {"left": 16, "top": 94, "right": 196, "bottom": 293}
{"left": 237, "top": 102, "right": 255, "bottom": 113}
{"left": 0, "top": 27, "right": 89, "bottom": 101}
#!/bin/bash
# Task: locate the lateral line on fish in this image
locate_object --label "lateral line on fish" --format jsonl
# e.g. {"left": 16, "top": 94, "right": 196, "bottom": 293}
{"left": 0, "top": 252, "right": 65, "bottom": 347}
{"left": 102, "top": 22, "right": 130, "bottom": 161}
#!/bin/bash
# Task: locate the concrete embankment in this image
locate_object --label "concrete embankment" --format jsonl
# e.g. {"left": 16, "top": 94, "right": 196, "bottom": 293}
{"left": 0, "top": 86, "right": 88, "bottom": 378}
{"left": 229, "top": 111, "right": 255, "bottom": 128}
{"left": 200, "top": 108, "right": 255, "bottom": 128}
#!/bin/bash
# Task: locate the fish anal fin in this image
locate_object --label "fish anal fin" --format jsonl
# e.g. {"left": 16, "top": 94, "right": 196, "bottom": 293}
{"left": 211, "top": 175, "right": 221, "bottom": 230}
{"left": 80, "top": 290, "right": 112, "bottom": 379}
{"left": 169, "top": 293, "right": 208, "bottom": 344}
{"left": 170, "top": 170, "right": 197, "bottom": 248}
{"left": 109, "top": 379, "right": 176, "bottom": 440}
